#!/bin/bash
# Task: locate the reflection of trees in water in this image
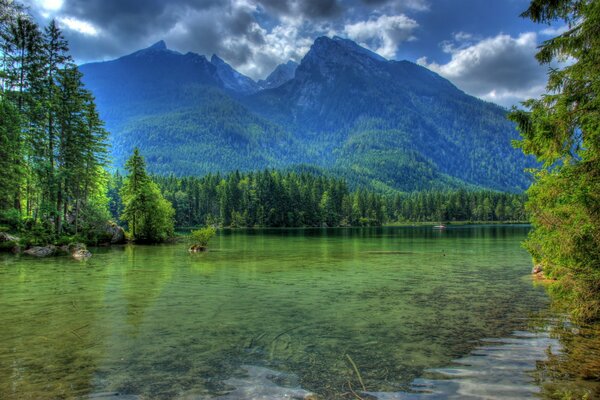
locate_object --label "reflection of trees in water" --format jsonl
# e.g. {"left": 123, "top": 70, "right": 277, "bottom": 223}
{"left": 121, "top": 244, "right": 174, "bottom": 330}
{"left": 535, "top": 320, "right": 600, "bottom": 399}
{"left": 0, "top": 259, "right": 110, "bottom": 399}
{"left": 527, "top": 289, "right": 600, "bottom": 399}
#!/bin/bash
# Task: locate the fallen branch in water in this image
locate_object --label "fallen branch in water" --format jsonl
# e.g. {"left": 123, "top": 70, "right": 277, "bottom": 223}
{"left": 346, "top": 353, "right": 366, "bottom": 392}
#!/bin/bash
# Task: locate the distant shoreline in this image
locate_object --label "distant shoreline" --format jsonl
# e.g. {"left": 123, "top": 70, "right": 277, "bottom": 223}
{"left": 173, "top": 221, "right": 531, "bottom": 233}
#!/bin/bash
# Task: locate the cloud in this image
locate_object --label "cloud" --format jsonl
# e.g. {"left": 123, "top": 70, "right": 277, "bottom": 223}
{"left": 36, "top": 0, "right": 64, "bottom": 11}
{"left": 540, "top": 25, "right": 568, "bottom": 36}
{"left": 57, "top": 16, "right": 100, "bottom": 36}
{"left": 359, "top": 0, "right": 429, "bottom": 12}
{"left": 26, "top": 0, "right": 429, "bottom": 79}
{"left": 418, "top": 32, "right": 548, "bottom": 107}
{"left": 344, "top": 14, "right": 418, "bottom": 58}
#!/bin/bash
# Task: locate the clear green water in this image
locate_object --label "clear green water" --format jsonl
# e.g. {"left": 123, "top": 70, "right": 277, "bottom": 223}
{"left": 0, "top": 226, "right": 555, "bottom": 399}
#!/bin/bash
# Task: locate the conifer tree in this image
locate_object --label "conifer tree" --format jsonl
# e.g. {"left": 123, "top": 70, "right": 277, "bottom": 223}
{"left": 509, "top": 0, "right": 600, "bottom": 321}
{"left": 121, "top": 148, "right": 174, "bottom": 242}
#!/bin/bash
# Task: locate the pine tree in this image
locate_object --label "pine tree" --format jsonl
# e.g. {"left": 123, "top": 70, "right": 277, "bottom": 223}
{"left": 120, "top": 148, "right": 174, "bottom": 243}
{"left": 0, "top": 98, "right": 22, "bottom": 220}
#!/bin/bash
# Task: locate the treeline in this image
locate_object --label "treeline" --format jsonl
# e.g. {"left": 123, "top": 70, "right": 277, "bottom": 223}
{"left": 0, "top": 2, "right": 110, "bottom": 242}
{"left": 106, "top": 170, "right": 527, "bottom": 228}
{"left": 387, "top": 191, "right": 527, "bottom": 223}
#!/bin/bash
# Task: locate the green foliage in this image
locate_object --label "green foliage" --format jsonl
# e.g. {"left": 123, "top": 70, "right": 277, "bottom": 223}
{"left": 119, "top": 170, "right": 528, "bottom": 229}
{"left": 0, "top": 4, "right": 111, "bottom": 245}
{"left": 0, "top": 208, "right": 22, "bottom": 230}
{"left": 509, "top": 0, "right": 600, "bottom": 322}
{"left": 120, "top": 149, "right": 175, "bottom": 243}
{"left": 190, "top": 226, "right": 216, "bottom": 247}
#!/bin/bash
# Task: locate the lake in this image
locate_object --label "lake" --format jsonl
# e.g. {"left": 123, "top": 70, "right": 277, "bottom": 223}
{"left": 0, "top": 225, "right": 595, "bottom": 399}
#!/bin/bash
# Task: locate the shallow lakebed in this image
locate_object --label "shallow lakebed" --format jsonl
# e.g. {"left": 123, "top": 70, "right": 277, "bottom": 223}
{"left": 0, "top": 226, "right": 594, "bottom": 399}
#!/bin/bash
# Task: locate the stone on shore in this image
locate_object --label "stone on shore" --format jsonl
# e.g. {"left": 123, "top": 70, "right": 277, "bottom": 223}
{"left": 24, "top": 245, "right": 56, "bottom": 257}
{"left": 0, "top": 232, "right": 20, "bottom": 253}
{"left": 105, "top": 222, "right": 126, "bottom": 244}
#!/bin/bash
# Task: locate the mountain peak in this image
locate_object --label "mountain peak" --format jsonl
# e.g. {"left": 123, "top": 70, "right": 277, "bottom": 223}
{"left": 258, "top": 60, "right": 298, "bottom": 89}
{"left": 210, "top": 54, "right": 225, "bottom": 65}
{"left": 309, "top": 36, "right": 387, "bottom": 63}
{"left": 209, "top": 54, "right": 259, "bottom": 95}
{"left": 147, "top": 40, "right": 167, "bottom": 51}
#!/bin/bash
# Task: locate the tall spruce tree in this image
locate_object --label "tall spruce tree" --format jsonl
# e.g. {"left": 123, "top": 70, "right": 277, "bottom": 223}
{"left": 120, "top": 148, "right": 174, "bottom": 243}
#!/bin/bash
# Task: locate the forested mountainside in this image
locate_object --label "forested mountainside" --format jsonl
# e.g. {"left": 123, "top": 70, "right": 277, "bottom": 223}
{"left": 80, "top": 36, "right": 535, "bottom": 193}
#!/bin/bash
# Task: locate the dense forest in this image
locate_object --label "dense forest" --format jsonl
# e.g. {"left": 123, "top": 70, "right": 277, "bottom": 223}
{"left": 0, "top": 0, "right": 528, "bottom": 249}
{"left": 107, "top": 170, "right": 527, "bottom": 229}
{"left": 509, "top": 0, "right": 600, "bottom": 322}
{"left": 0, "top": 1, "right": 110, "bottom": 243}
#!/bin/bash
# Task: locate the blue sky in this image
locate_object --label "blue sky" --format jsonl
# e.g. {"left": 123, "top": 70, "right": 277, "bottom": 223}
{"left": 26, "top": 0, "right": 565, "bottom": 106}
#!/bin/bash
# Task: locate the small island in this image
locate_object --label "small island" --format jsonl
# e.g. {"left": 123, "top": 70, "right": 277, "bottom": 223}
{"left": 189, "top": 226, "right": 217, "bottom": 252}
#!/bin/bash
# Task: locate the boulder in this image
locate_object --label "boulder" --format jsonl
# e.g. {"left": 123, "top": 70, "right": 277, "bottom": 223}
{"left": 59, "top": 243, "right": 92, "bottom": 260}
{"left": 189, "top": 244, "right": 207, "bottom": 252}
{"left": 0, "top": 232, "right": 20, "bottom": 253}
{"left": 24, "top": 245, "right": 56, "bottom": 257}
{"left": 0, "top": 232, "right": 19, "bottom": 242}
{"left": 105, "top": 222, "right": 126, "bottom": 244}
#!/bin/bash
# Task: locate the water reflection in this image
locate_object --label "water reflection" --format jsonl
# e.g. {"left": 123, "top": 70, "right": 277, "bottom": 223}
{"left": 0, "top": 226, "right": 597, "bottom": 399}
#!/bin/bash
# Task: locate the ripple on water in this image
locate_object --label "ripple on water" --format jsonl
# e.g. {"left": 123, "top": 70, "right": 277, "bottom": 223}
{"left": 87, "top": 365, "right": 315, "bottom": 400}
{"left": 86, "top": 328, "right": 560, "bottom": 400}
{"left": 365, "top": 327, "right": 561, "bottom": 400}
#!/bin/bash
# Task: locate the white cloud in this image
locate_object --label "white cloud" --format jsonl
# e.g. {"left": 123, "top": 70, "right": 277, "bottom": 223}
{"left": 540, "top": 25, "right": 568, "bottom": 36}
{"left": 453, "top": 31, "right": 473, "bottom": 41}
{"left": 58, "top": 17, "right": 101, "bottom": 36}
{"left": 418, "top": 32, "right": 547, "bottom": 107}
{"left": 36, "top": 0, "right": 63, "bottom": 11}
{"left": 343, "top": 14, "right": 418, "bottom": 59}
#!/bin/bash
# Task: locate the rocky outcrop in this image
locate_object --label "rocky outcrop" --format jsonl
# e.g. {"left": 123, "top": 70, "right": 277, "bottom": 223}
{"left": 24, "top": 245, "right": 56, "bottom": 257}
{"left": 105, "top": 222, "right": 126, "bottom": 244}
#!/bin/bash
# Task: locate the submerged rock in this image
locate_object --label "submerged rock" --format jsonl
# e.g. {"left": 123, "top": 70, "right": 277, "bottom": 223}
{"left": 24, "top": 245, "right": 56, "bottom": 257}
{"left": 67, "top": 243, "right": 91, "bottom": 260}
{"left": 211, "top": 365, "right": 316, "bottom": 399}
{"left": 55, "top": 243, "right": 92, "bottom": 259}
{"left": 72, "top": 248, "right": 92, "bottom": 260}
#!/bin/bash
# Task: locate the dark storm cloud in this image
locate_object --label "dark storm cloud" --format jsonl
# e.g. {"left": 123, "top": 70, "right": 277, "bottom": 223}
{"left": 27, "top": 0, "right": 430, "bottom": 72}
{"left": 299, "top": 0, "right": 342, "bottom": 18}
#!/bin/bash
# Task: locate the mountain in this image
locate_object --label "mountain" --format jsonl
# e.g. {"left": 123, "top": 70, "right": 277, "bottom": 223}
{"left": 80, "top": 38, "right": 534, "bottom": 192}
{"left": 210, "top": 54, "right": 260, "bottom": 95}
{"left": 246, "top": 36, "right": 534, "bottom": 191}
{"left": 257, "top": 60, "right": 298, "bottom": 89}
